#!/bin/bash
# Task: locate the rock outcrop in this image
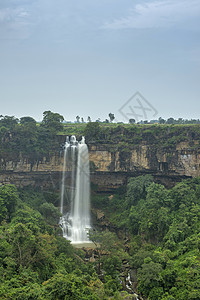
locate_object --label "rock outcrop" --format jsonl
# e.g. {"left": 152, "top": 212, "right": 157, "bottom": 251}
{"left": 0, "top": 139, "right": 199, "bottom": 191}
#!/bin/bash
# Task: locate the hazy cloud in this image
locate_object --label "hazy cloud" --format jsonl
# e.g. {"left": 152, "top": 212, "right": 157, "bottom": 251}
{"left": 103, "top": 0, "right": 200, "bottom": 30}
{"left": 0, "top": 1, "right": 98, "bottom": 41}
{"left": 0, "top": 6, "right": 31, "bottom": 39}
{"left": 0, "top": 7, "right": 29, "bottom": 22}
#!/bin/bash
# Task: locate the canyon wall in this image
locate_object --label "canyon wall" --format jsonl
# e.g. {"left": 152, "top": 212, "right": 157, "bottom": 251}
{"left": 0, "top": 140, "right": 199, "bottom": 191}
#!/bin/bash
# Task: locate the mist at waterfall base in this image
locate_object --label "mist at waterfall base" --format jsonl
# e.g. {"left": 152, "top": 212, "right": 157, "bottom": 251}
{"left": 59, "top": 136, "right": 91, "bottom": 244}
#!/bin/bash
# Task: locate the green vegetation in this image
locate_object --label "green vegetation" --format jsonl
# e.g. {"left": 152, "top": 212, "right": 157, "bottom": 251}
{"left": 0, "top": 112, "right": 64, "bottom": 166}
{"left": 1, "top": 113, "right": 200, "bottom": 298}
{"left": 82, "top": 122, "right": 200, "bottom": 153}
{"left": 91, "top": 175, "right": 200, "bottom": 299}
{"left": 0, "top": 112, "right": 200, "bottom": 168}
{"left": 0, "top": 184, "right": 127, "bottom": 299}
{"left": 1, "top": 174, "right": 200, "bottom": 298}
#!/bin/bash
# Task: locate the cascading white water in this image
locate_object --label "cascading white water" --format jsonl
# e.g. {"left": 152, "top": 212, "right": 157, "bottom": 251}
{"left": 59, "top": 136, "right": 71, "bottom": 237}
{"left": 60, "top": 137, "right": 70, "bottom": 215}
{"left": 60, "top": 136, "right": 91, "bottom": 243}
{"left": 71, "top": 137, "right": 90, "bottom": 242}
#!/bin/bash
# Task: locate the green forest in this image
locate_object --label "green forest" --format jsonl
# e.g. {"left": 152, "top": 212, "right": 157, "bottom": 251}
{"left": 0, "top": 112, "right": 200, "bottom": 299}
{"left": 1, "top": 176, "right": 200, "bottom": 299}
{"left": 93, "top": 175, "right": 200, "bottom": 299}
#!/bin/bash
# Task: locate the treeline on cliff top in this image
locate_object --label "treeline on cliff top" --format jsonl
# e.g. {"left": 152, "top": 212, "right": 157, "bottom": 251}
{"left": 0, "top": 111, "right": 64, "bottom": 163}
{"left": 0, "top": 111, "right": 200, "bottom": 164}
{"left": 0, "top": 111, "right": 199, "bottom": 165}
{"left": 1, "top": 176, "right": 200, "bottom": 299}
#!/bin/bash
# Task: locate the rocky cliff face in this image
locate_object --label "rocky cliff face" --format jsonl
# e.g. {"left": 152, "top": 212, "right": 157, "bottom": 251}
{"left": 1, "top": 142, "right": 200, "bottom": 176}
{"left": 89, "top": 142, "right": 200, "bottom": 177}
{"left": 0, "top": 139, "right": 199, "bottom": 191}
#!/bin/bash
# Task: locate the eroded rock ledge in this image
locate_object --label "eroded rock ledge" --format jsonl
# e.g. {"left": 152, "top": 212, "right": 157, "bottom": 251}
{"left": 0, "top": 140, "right": 199, "bottom": 191}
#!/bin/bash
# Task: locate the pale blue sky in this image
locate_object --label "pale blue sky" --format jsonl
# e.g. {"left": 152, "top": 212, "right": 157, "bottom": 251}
{"left": 0, "top": 0, "right": 200, "bottom": 122}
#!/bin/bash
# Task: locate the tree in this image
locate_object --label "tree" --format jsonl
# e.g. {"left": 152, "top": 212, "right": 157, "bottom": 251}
{"left": 169, "top": 182, "right": 196, "bottom": 210}
{"left": 76, "top": 115, "right": 80, "bottom": 123}
{"left": 81, "top": 117, "right": 84, "bottom": 123}
{"left": 43, "top": 272, "right": 98, "bottom": 300}
{"left": 126, "top": 175, "right": 153, "bottom": 207}
{"left": 129, "top": 119, "right": 135, "bottom": 124}
{"left": 8, "top": 222, "right": 37, "bottom": 267}
{"left": 19, "top": 117, "right": 37, "bottom": 135}
{"left": 89, "top": 229, "right": 123, "bottom": 276}
{"left": 166, "top": 117, "right": 175, "bottom": 124}
{"left": 0, "top": 185, "right": 19, "bottom": 223}
{"left": 39, "top": 202, "right": 61, "bottom": 226}
{"left": 41, "top": 111, "right": 64, "bottom": 133}
{"left": 0, "top": 115, "right": 18, "bottom": 130}
{"left": 18, "top": 117, "right": 38, "bottom": 159}
{"left": 84, "top": 122, "right": 101, "bottom": 141}
{"left": 177, "top": 118, "right": 184, "bottom": 124}
{"left": 109, "top": 113, "right": 115, "bottom": 123}
{"left": 137, "top": 261, "right": 163, "bottom": 298}
{"left": 87, "top": 116, "right": 91, "bottom": 122}
{"left": 137, "top": 183, "right": 171, "bottom": 241}
{"left": 20, "top": 117, "right": 36, "bottom": 126}
{"left": 158, "top": 117, "right": 165, "bottom": 124}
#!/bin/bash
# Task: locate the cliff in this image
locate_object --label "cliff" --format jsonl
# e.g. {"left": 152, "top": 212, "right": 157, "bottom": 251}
{"left": 0, "top": 137, "right": 199, "bottom": 191}
{"left": 89, "top": 141, "right": 200, "bottom": 177}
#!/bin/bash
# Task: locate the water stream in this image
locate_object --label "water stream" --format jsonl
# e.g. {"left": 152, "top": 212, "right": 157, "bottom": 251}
{"left": 59, "top": 136, "right": 91, "bottom": 243}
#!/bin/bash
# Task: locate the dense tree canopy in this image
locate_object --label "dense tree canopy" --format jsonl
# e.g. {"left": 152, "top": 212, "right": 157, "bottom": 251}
{"left": 1, "top": 175, "right": 200, "bottom": 299}
{"left": 94, "top": 176, "right": 200, "bottom": 299}
{"left": 0, "top": 111, "right": 64, "bottom": 164}
{"left": 41, "top": 111, "right": 64, "bottom": 133}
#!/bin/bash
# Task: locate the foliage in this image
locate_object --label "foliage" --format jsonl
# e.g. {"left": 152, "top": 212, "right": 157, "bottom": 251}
{"left": 42, "top": 272, "right": 99, "bottom": 300}
{"left": 84, "top": 122, "right": 101, "bottom": 142}
{"left": 108, "top": 113, "right": 115, "bottom": 123}
{"left": 41, "top": 111, "right": 64, "bottom": 133}
{"left": 94, "top": 176, "right": 200, "bottom": 299}
{"left": 0, "top": 185, "right": 125, "bottom": 299}
{"left": 0, "top": 112, "right": 200, "bottom": 169}
{"left": 0, "top": 184, "right": 19, "bottom": 223}
{"left": 0, "top": 115, "right": 18, "bottom": 130}
{"left": 89, "top": 229, "right": 123, "bottom": 295}
{"left": 39, "top": 202, "right": 61, "bottom": 225}
{"left": 0, "top": 111, "right": 65, "bottom": 166}
{"left": 1, "top": 151, "right": 200, "bottom": 300}
{"left": 137, "top": 260, "right": 163, "bottom": 298}
{"left": 126, "top": 175, "right": 153, "bottom": 207}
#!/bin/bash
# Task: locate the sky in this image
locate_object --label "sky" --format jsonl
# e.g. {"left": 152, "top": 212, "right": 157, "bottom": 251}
{"left": 0, "top": 0, "right": 200, "bottom": 122}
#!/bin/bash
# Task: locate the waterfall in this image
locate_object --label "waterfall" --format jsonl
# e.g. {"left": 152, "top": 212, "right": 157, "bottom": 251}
{"left": 60, "top": 136, "right": 70, "bottom": 215}
{"left": 60, "top": 136, "right": 91, "bottom": 243}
